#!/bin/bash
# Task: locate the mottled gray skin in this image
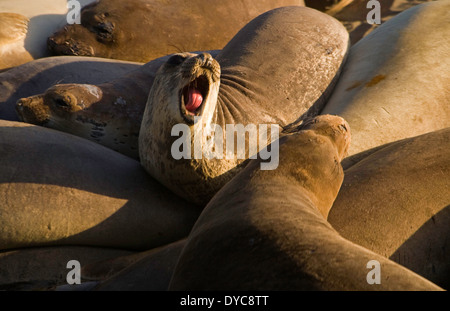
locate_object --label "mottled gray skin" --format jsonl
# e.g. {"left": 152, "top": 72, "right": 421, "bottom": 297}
{"left": 140, "top": 6, "right": 349, "bottom": 206}
{"left": 0, "top": 56, "right": 141, "bottom": 121}
{"left": 0, "top": 120, "right": 202, "bottom": 252}
{"left": 169, "top": 115, "right": 442, "bottom": 290}
{"left": 15, "top": 51, "right": 219, "bottom": 160}
{"left": 329, "top": 128, "right": 450, "bottom": 290}
{"left": 48, "top": 0, "right": 305, "bottom": 62}
{"left": 321, "top": 1, "right": 450, "bottom": 156}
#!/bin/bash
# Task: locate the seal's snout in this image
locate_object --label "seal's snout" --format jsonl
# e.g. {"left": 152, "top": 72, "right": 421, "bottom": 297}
{"left": 282, "top": 115, "right": 352, "bottom": 161}
{"left": 179, "top": 53, "right": 220, "bottom": 83}
{"left": 16, "top": 97, "right": 30, "bottom": 108}
{"left": 198, "top": 53, "right": 214, "bottom": 68}
{"left": 196, "top": 53, "right": 221, "bottom": 82}
{"left": 15, "top": 96, "right": 50, "bottom": 125}
{"left": 47, "top": 33, "right": 95, "bottom": 57}
{"left": 174, "top": 53, "right": 221, "bottom": 123}
{"left": 15, "top": 97, "right": 35, "bottom": 114}
{"left": 15, "top": 98, "right": 29, "bottom": 119}
{"left": 47, "top": 36, "right": 58, "bottom": 52}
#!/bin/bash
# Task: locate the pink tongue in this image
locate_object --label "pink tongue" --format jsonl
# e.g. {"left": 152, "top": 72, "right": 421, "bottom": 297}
{"left": 185, "top": 88, "right": 203, "bottom": 113}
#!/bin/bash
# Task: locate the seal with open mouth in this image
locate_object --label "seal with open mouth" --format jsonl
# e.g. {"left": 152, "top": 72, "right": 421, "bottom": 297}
{"left": 15, "top": 51, "right": 219, "bottom": 160}
{"left": 139, "top": 6, "right": 349, "bottom": 205}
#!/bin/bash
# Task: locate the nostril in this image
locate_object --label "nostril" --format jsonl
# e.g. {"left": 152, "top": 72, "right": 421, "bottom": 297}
{"left": 15, "top": 99, "right": 30, "bottom": 120}
{"left": 16, "top": 98, "right": 30, "bottom": 108}
{"left": 201, "top": 53, "right": 211, "bottom": 62}
{"left": 198, "top": 53, "right": 214, "bottom": 69}
{"left": 47, "top": 37, "right": 56, "bottom": 48}
{"left": 338, "top": 124, "right": 348, "bottom": 133}
{"left": 47, "top": 37, "right": 59, "bottom": 53}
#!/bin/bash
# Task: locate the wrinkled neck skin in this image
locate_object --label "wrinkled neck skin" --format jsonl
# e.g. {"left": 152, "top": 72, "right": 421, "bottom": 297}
{"left": 140, "top": 52, "right": 279, "bottom": 206}
{"left": 140, "top": 7, "right": 350, "bottom": 205}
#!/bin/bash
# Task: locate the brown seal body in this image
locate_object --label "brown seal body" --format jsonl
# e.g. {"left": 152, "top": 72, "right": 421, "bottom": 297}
{"left": 15, "top": 51, "right": 219, "bottom": 160}
{"left": 324, "top": 0, "right": 436, "bottom": 45}
{"left": 1, "top": 56, "right": 141, "bottom": 121}
{"left": 80, "top": 239, "right": 186, "bottom": 291}
{"left": 48, "top": 0, "right": 305, "bottom": 62}
{"left": 0, "top": 13, "right": 33, "bottom": 71}
{"left": 0, "top": 246, "right": 133, "bottom": 290}
{"left": 0, "top": 120, "right": 202, "bottom": 252}
{"left": 321, "top": 1, "right": 450, "bottom": 156}
{"left": 328, "top": 127, "right": 450, "bottom": 290}
{"left": 0, "top": 0, "right": 96, "bottom": 64}
{"left": 140, "top": 6, "right": 349, "bottom": 205}
{"left": 169, "top": 115, "right": 442, "bottom": 290}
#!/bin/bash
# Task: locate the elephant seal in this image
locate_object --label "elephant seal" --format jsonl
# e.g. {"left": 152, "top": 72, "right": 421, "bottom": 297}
{"left": 0, "top": 120, "right": 202, "bottom": 252}
{"left": 140, "top": 6, "right": 349, "bottom": 205}
{"left": 169, "top": 115, "right": 441, "bottom": 290}
{"left": 0, "top": 246, "right": 133, "bottom": 291}
{"left": 15, "top": 51, "right": 219, "bottom": 160}
{"left": 0, "top": 13, "right": 33, "bottom": 71}
{"left": 326, "top": 0, "right": 436, "bottom": 45}
{"left": 0, "top": 56, "right": 141, "bottom": 121}
{"left": 0, "top": 0, "right": 96, "bottom": 63}
{"left": 321, "top": 1, "right": 450, "bottom": 156}
{"left": 82, "top": 239, "right": 186, "bottom": 291}
{"left": 47, "top": 0, "right": 305, "bottom": 63}
{"left": 328, "top": 127, "right": 450, "bottom": 289}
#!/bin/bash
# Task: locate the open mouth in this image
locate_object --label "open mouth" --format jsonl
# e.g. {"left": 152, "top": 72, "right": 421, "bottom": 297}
{"left": 180, "top": 75, "right": 210, "bottom": 123}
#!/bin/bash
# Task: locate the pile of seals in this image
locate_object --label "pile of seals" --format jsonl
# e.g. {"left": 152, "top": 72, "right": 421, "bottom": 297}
{"left": 0, "top": 0, "right": 448, "bottom": 291}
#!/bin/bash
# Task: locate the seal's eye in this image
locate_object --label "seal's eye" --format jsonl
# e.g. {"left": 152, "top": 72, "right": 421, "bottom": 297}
{"left": 55, "top": 98, "right": 70, "bottom": 109}
{"left": 167, "top": 54, "right": 187, "bottom": 66}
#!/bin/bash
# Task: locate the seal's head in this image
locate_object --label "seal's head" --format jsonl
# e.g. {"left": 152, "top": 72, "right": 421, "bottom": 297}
{"left": 299, "top": 114, "right": 351, "bottom": 161}
{"left": 139, "top": 52, "right": 226, "bottom": 205}
{"left": 47, "top": 1, "right": 114, "bottom": 58}
{"left": 16, "top": 84, "right": 102, "bottom": 127}
{"left": 47, "top": 0, "right": 153, "bottom": 61}
{"left": 284, "top": 114, "right": 351, "bottom": 162}
{"left": 277, "top": 114, "right": 351, "bottom": 218}
{"left": 16, "top": 84, "right": 140, "bottom": 159}
{"left": 147, "top": 52, "right": 221, "bottom": 125}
